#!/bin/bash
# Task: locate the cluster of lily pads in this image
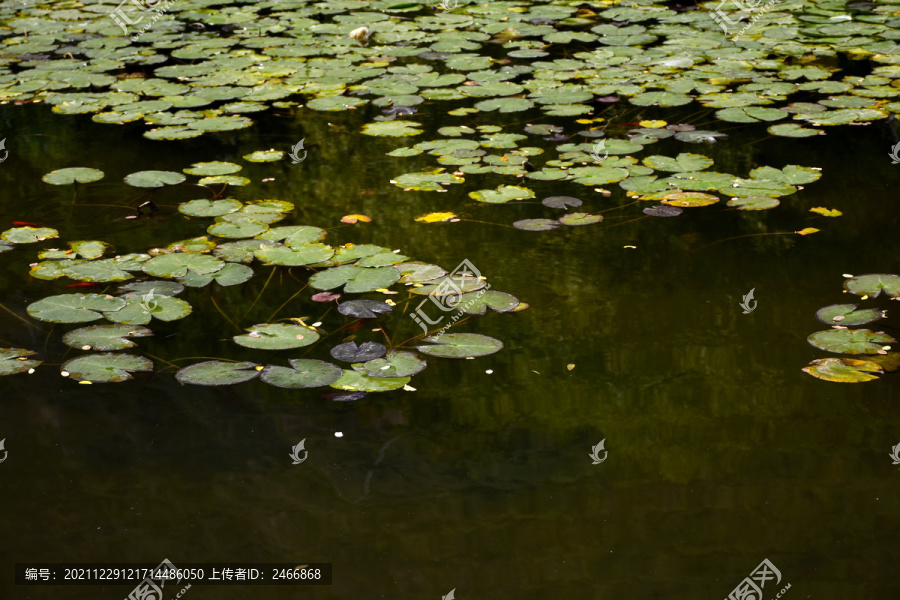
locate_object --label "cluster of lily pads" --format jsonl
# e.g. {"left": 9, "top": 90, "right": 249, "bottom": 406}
{"left": 388, "top": 121, "right": 827, "bottom": 229}
{"left": 803, "top": 274, "right": 900, "bottom": 383}
{"left": 0, "top": 0, "right": 897, "bottom": 143}
{"left": 0, "top": 166, "right": 524, "bottom": 394}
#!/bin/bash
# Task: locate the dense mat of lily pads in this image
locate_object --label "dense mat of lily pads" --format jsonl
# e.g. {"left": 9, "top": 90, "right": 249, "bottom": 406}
{"left": 0, "top": 167, "right": 523, "bottom": 393}
{"left": 802, "top": 274, "right": 900, "bottom": 383}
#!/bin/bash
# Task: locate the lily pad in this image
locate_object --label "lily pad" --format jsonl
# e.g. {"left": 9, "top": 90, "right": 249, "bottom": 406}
{"left": 362, "top": 121, "right": 423, "bottom": 137}
{"left": 513, "top": 219, "right": 560, "bottom": 231}
{"left": 807, "top": 329, "right": 895, "bottom": 355}
{"left": 183, "top": 162, "right": 242, "bottom": 176}
{"left": 260, "top": 359, "right": 343, "bottom": 389}
{"left": 329, "top": 369, "right": 410, "bottom": 392}
{"left": 338, "top": 300, "right": 393, "bottom": 319}
{"left": 41, "top": 168, "right": 104, "bottom": 185}
{"left": 0, "top": 348, "right": 42, "bottom": 376}
{"left": 816, "top": 304, "right": 884, "bottom": 326}
{"left": 175, "top": 360, "right": 261, "bottom": 386}
{"left": 542, "top": 196, "right": 582, "bottom": 210}
{"left": 142, "top": 253, "right": 225, "bottom": 278}
{"left": 456, "top": 290, "right": 520, "bottom": 315}
{"left": 416, "top": 333, "right": 503, "bottom": 358}
{"left": 330, "top": 341, "right": 387, "bottom": 363}
{"left": 726, "top": 197, "right": 781, "bottom": 211}
{"left": 179, "top": 198, "right": 243, "bottom": 217}
{"left": 124, "top": 170, "right": 186, "bottom": 188}
{"left": 62, "top": 324, "right": 152, "bottom": 351}
{"left": 61, "top": 353, "right": 153, "bottom": 383}
{"left": 255, "top": 243, "right": 335, "bottom": 266}
{"left": 559, "top": 212, "right": 604, "bottom": 226}
{"left": 469, "top": 185, "right": 535, "bottom": 204}
{"left": 1, "top": 227, "right": 58, "bottom": 244}
{"left": 363, "top": 351, "right": 427, "bottom": 378}
{"left": 310, "top": 265, "right": 400, "bottom": 293}
{"left": 844, "top": 274, "right": 900, "bottom": 299}
{"left": 643, "top": 205, "right": 683, "bottom": 217}
{"left": 661, "top": 192, "right": 720, "bottom": 207}
{"left": 802, "top": 358, "right": 883, "bottom": 383}
{"left": 105, "top": 296, "right": 192, "bottom": 325}
{"left": 27, "top": 293, "right": 126, "bottom": 324}
{"left": 178, "top": 263, "right": 254, "bottom": 288}
{"left": 643, "top": 153, "right": 713, "bottom": 172}
{"left": 234, "top": 323, "right": 320, "bottom": 350}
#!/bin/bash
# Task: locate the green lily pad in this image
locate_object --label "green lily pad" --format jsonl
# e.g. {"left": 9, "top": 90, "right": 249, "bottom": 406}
{"left": 260, "top": 359, "right": 343, "bottom": 389}
{"left": 179, "top": 199, "right": 243, "bottom": 217}
{"left": 802, "top": 358, "right": 883, "bottom": 383}
{"left": 330, "top": 369, "right": 410, "bottom": 392}
{"left": 362, "top": 120, "right": 423, "bottom": 137}
{"left": 844, "top": 274, "right": 900, "bottom": 299}
{"left": 124, "top": 170, "right": 186, "bottom": 188}
{"left": 474, "top": 97, "right": 535, "bottom": 112}
{"left": 309, "top": 265, "right": 400, "bottom": 293}
{"left": 807, "top": 329, "right": 895, "bottom": 355}
{"left": 513, "top": 219, "right": 560, "bottom": 231}
{"left": 392, "top": 171, "right": 463, "bottom": 191}
{"left": 256, "top": 243, "right": 335, "bottom": 266}
{"left": 726, "top": 196, "right": 781, "bottom": 211}
{"left": 178, "top": 263, "right": 254, "bottom": 288}
{"left": 559, "top": 212, "right": 604, "bottom": 226}
{"left": 306, "top": 96, "right": 367, "bottom": 111}
{"left": 0, "top": 348, "right": 42, "bottom": 376}
{"left": 62, "top": 259, "right": 135, "bottom": 283}
{"left": 416, "top": 333, "right": 504, "bottom": 359}
{"left": 41, "top": 168, "right": 104, "bottom": 185}
{"left": 258, "top": 226, "right": 328, "bottom": 247}
{"left": 643, "top": 153, "right": 713, "bottom": 172}
{"left": 198, "top": 175, "right": 252, "bottom": 187}
{"left": 1, "top": 227, "right": 59, "bottom": 244}
{"left": 188, "top": 116, "right": 254, "bottom": 132}
{"left": 207, "top": 218, "right": 269, "bottom": 239}
{"left": 749, "top": 165, "right": 822, "bottom": 185}
{"left": 117, "top": 281, "right": 184, "bottom": 297}
{"left": 104, "top": 295, "right": 192, "bottom": 325}
{"left": 27, "top": 293, "right": 126, "bottom": 324}
{"left": 456, "top": 290, "right": 520, "bottom": 315}
{"left": 716, "top": 107, "right": 787, "bottom": 123}
{"left": 61, "top": 353, "right": 153, "bottom": 383}
{"left": 768, "top": 123, "right": 821, "bottom": 138}
{"left": 68, "top": 240, "right": 108, "bottom": 260}
{"left": 243, "top": 150, "right": 284, "bottom": 162}
{"left": 183, "top": 162, "right": 242, "bottom": 176}
{"left": 816, "top": 304, "right": 884, "bottom": 327}
{"left": 62, "top": 324, "right": 152, "bottom": 351}
{"left": 142, "top": 253, "right": 225, "bottom": 278}
{"left": 233, "top": 322, "right": 320, "bottom": 350}
{"left": 175, "top": 360, "right": 261, "bottom": 386}
{"left": 363, "top": 351, "right": 427, "bottom": 378}
{"left": 469, "top": 185, "right": 535, "bottom": 204}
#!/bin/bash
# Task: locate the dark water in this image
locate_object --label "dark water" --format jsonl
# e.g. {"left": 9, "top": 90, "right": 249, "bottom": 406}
{"left": 1, "top": 99, "right": 899, "bottom": 600}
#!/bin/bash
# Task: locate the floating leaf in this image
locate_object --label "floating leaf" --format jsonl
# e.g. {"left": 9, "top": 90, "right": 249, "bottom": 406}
{"left": 260, "top": 359, "right": 343, "bottom": 389}
{"left": 844, "top": 274, "right": 900, "bottom": 299}
{"left": 1, "top": 227, "right": 58, "bottom": 244}
{"left": 469, "top": 185, "right": 535, "bottom": 204}
{"left": 456, "top": 290, "right": 520, "bottom": 315}
{"left": 727, "top": 197, "right": 781, "bottom": 211}
{"left": 330, "top": 369, "right": 410, "bottom": 392}
{"left": 234, "top": 323, "right": 320, "bottom": 350}
{"left": 643, "top": 205, "right": 683, "bottom": 217}
{"left": 105, "top": 295, "right": 192, "bottom": 325}
{"left": 810, "top": 207, "right": 842, "bottom": 217}
{"left": 559, "top": 212, "right": 604, "bottom": 226}
{"left": 362, "top": 121, "right": 423, "bottom": 137}
{"left": 183, "top": 162, "right": 242, "bottom": 176}
{"left": 363, "top": 351, "right": 427, "bottom": 378}
{"left": 175, "top": 361, "right": 260, "bottom": 386}
{"left": 179, "top": 199, "right": 243, "bottom": 217}
{"left": 802, "top": 358, "right": 883, "bottom": 383}
{"left": 797, "top": 228, "right": 820, "bottom": 236}
{"left": 341, "top": 214, "right": 372, "bottom": 224}
{"left": 0, "top": 348, "right": 42, "bottom": 376}
{"left": 178, "top": 263, "right": 254, "bottom": 288}
{"left": 243, "top": 150, "right": 284, "bottom": 163}
{"left": 41, "top": 168, "right": 104, "bottom": 185}
{"left": 27, "top": 294, "right": 126, "bottom": 324}
{"left": 124, "top": 170, "right": 186, "bottom": 188}
{"left": 309, "top": 265, "right": 400, "bottom": 293}
{"left": 415, "top": 212, "right": 458, "bottom": 223}
{"left": 513, "top": 219, "right": 560, "bottom": 231}
{"left": 816, "top": 304, "right": 884, "bottom": 327}
{"left": 417, "top": 333, "right": 503, "bottom": 358}
{"left": 330, "top": 341, "right": 387, "bottom": 363}
{"left": 62, "top": 324, "right": 152, "bottom": 351}
{"left": 642, "top": 154, "right": 713, "bottom": 172}
{"left": 255, "top": 243, "right": 335, "bottom": 266}
{"left": 142, "top": 253, "right": 224, "bottom": 278}
{"left": 661, "top": 192, "right": 720, "bottom": 207}
{"left": 61, "top": 353, "right": 152, "bottom": 383}
{"left": 807, "top": 329, "right": 895, "bottom": 355}
{"left": 338, "top": 300, "right": 393, "bottom": 319}
{"left": 542, "top": 196, "right": 582, "bottom": 210}
{"left": 312, "top": 291, "right": 341, "bottom": 303}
